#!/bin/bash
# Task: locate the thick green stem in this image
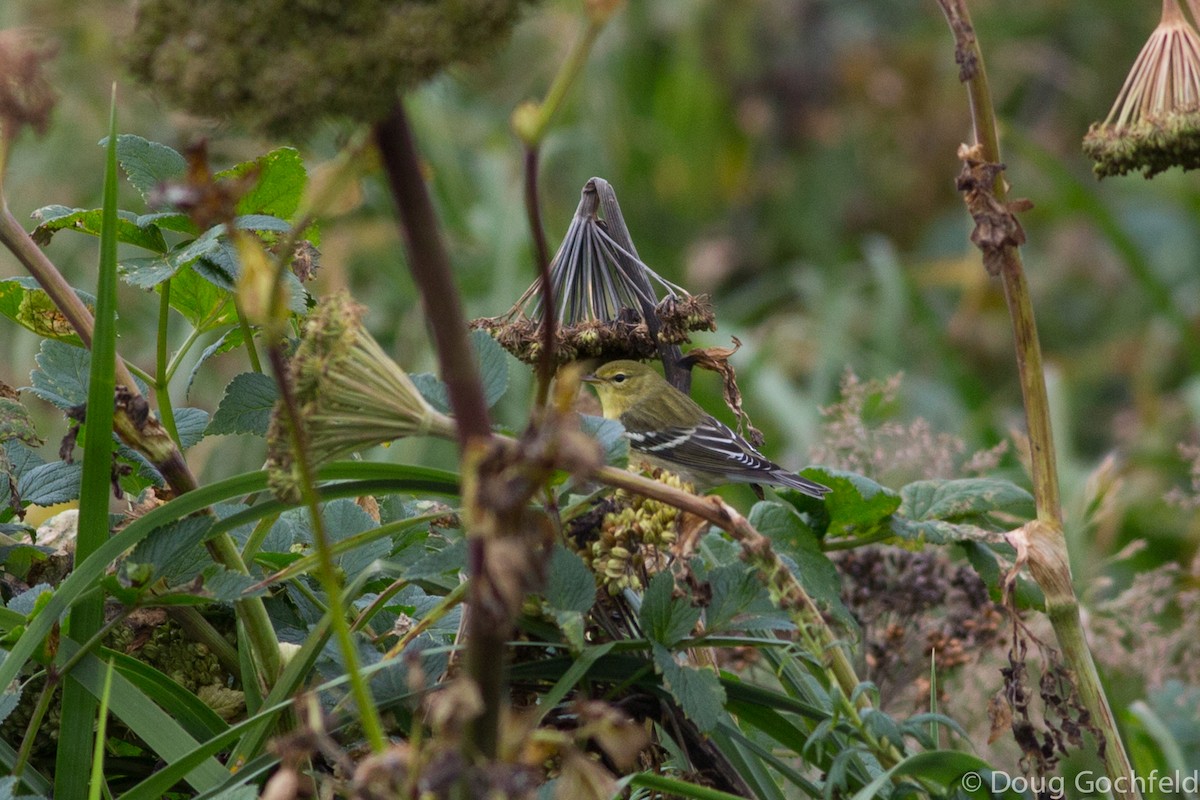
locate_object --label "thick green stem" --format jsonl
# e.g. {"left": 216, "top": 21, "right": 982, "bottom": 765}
{"left": 935, "top": 1, "right": 1138, "bottom": 793}
{"left": 156, "top": 280, "right": 181, "bottom": 447}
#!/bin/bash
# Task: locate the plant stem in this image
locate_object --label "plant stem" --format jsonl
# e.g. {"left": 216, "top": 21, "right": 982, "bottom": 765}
{"left": 11, "top": 675, "right": 56, "bottom": 780}
{"left": 375, "top": 102, "right": 506, "bottom": 762}
{"left": 266, "top": 343, "right": 386, "bottom": 751}
{"left": 156, "top": 280, "right": 181, "bottom": 447}
{"left": 235, "top": 301, "right": 263, "bottom": 373}
{"left": 935, "top": 1, "right": 1137, "bottom": 793}
{"left": 524, "top": 145, "right": 556, "bottom": 408}
{"left": 164, "top": 325, "right": 204, "bottom": 385}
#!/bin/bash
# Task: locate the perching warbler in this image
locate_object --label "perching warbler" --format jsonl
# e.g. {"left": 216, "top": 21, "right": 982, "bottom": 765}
{"left": 583, "top": 360, "right": 830, "bottom": 498}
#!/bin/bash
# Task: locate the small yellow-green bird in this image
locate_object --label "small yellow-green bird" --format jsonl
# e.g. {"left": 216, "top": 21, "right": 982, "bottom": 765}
{"left": 583, "top": 360, "right": 831, "bottom": 498}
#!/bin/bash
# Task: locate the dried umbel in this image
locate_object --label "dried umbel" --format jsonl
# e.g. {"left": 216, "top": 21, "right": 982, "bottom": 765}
{"left": 472, "top": 178, "right": 715, "bottom": 366}
{"left": 1083, "top": 0, "right": 1200, "bottom": 177}
{"left": 266, "top": 292, "right": 455, "bottom": 502}
{"left": 125, "top": 0, "right": 534, "bottom": 136}
{"left": 0, "top": 28, "right": 57, "bottom": 144}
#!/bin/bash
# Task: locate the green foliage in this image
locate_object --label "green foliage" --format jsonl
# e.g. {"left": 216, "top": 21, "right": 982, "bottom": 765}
{"left": 207, "top": 373, "right": 279, "bottom": 437}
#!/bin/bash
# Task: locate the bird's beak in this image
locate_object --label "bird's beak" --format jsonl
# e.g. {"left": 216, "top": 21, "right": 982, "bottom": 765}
{"left": 581, "top": 373, "right": 599, "bottom": 385}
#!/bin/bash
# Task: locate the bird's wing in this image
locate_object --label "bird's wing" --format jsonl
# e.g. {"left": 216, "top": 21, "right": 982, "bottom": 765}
{"left": 621, "top": 408, "right": 780, "bottom": 476}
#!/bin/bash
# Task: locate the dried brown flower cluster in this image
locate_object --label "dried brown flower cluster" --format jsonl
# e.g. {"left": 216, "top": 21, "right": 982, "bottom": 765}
{"left": 568, "top": 468, "right": 693, "bottom": 595}
{"left": 472, "top": 294, "right": 714, "bottom": 366}
{"left": 837, "top": 547, "right": 1005, "bottom": 707}
{"left": 1083, "top": 0, "right": 1200, "bottom": 177}
{"left": 266, "top": 292, "right": 455, "bottom": 502}
{"left": 811, "top": 369, "right": 1008, "bottom": 486}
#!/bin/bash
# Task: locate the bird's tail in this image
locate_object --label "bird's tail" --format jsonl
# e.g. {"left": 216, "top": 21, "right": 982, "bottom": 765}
{"left": 771, "top": 470, "right": 831, "bottom": 498}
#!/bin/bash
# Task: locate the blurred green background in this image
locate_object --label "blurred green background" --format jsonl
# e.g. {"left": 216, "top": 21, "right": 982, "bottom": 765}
{"left": 2, "top": 0, "right": 1198, "bottom": 769}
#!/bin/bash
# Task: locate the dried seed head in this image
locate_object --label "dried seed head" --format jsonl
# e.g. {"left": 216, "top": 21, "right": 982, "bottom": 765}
{"left": 266, "top": 291, "right": 456, "bottom": 501}
{"left": 472, "top": 179, "right": 715, "bottom": 365}
{"left": 1084, "top": 0, "right": 1200, "bottom": 177}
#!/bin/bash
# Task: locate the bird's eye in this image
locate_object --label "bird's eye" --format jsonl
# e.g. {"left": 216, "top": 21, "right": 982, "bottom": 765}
{"left": 612, "top": 373, "right": 627, "bottom": 384}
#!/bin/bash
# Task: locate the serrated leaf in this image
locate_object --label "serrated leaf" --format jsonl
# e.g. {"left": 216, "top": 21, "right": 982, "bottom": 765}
{"left": 403, "top": 537, "right": 468, "bottom": 583}
{"left": 17, "top": 461, "right": 82, "bottom": 507}
{"left": 705, "top": 563, "right": 790, "bottom": 633}
{"left": 4, "top": 441, "right": 45, "bottom": 477}
{"left": 235, "top": 214, "right": 291, "bottom": 233}
{"left": 202, "top": 568, "right": 267, "bottom": 602}
{"left": 0, "top": 397, "right": 43, "bottom": 447}
{"left": 0, "top": 544, "right": 52, "bottom": 581}
{"left": 545, "top": 545, "right": 596, "bottom": 614}
{"left": 901, "top": 478, "right": 1034, "bottom": 523}
{"left": 28, "top": 339, "right": 90, "bottom": 408}
{"left": 113, "top": 135, "right": 187, "bottom": 200}
{"left": 207, "top": 373, "right": 278, "bottom": 437}
{"left": 174, "top": 407, "right": 210, "bottom": 450}
{"left": 652, "top": 643, "right": 725, "bottom": 733}
{"left": 287, "top": 500, "right": 387, "bottom": 579}
{"left": 217, "top": 147, "right": 306, "bottom": 219}
{"left": 579, "top": 414, "right": 629, "bottom": 467}
{"left": 30, "top": 206, "right": 168, "bottom": 253}
{"left": 789, "top": 466, "right": 901, "bottom": 537}
{"left": 640, "top": 571, "right": 700, "bottom": 647}
{"left": 749, "top": 501, "right": 854, "bottom": 627}
{"left": 119, "top": 256, "right": 182, "bottom": 289}
{"left": 411, "top": 372, "right": 450, "bottom": 413}
{"left": 136, "top": 210, "right": 197, "bottom": 236}
{"left": 185, "top": 328, "right": 245, "bottom": 400}
{"left": 128, "top": 516, "right": 215, "bottom": 586}
{"left": 0, "top": 277, "right": 96, "bottom": 346}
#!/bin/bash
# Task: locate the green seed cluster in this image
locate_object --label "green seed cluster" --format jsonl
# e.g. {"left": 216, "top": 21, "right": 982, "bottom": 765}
{"left": 584, "top": 470, "right": 692, "bottom": 596}
{"left": 125, "top": 0, "right": 534, "bottom": 136}
{"left": 140, "top": 623, "right": 225, "bottom": 693}
{"left": 1083, "top": 112, "right": 1200, "bottom": 178}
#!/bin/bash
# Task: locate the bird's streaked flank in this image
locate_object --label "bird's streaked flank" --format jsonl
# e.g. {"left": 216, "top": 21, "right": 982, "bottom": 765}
{"left": 583, "top": 360, "right": 831, "bottom": 498}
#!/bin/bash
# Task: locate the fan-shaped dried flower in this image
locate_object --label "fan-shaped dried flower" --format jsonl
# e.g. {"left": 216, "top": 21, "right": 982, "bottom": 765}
{"left": 267, "top": 292, "right": 456, "bottom": 501}
{"left": 1083, "top": 0, "right": 1200, "bottom": 177}
{"left": 472, "top": 178, "right": 715, "bottom": 366}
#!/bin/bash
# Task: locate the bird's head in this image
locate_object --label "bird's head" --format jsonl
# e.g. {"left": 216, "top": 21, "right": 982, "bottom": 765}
{"left": 582, "top": 360, "right": 660, "bottom": 418}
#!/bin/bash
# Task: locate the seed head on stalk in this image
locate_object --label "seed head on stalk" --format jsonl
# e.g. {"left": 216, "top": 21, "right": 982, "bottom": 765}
{"left": 266, "top": 291, "right": 456, "bottom": 501}
{"left": 1083, "top": 0, "right": 1200, "bottom": 177}
{"left": 472, "top": 178, "right": 715, "bottom": 367}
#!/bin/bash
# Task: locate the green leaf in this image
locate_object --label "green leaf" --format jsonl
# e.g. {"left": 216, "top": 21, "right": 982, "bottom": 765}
{"left": 472, "top": 329, "right": 509, "bottom": 408}
{"left": 789, "top": 466, "right": 901, "bottom": 537}
{"left": 166, "top": 265, "right": 237, "bottom": 331}
{"left": 412, "top": 330, "right": 510, "bottom": 413}
{"left": 545, "top": 546, "right": 596, "bottom": 650}
{"left": 640, "top": 571, "right": 700, "bottom": 647}
{"left": 27, "top": 338, "right": 91, "bottom": 409}
{"left": 216, "top": 147, "right": 306, "bottom": 219}
{"left": 57, "top": 100, "right": 122, "bottom": 800}
{"left": 175, "top": 407, "right": 210, "bottom": 450}
{"left": 207, "top": 373, "right": 278, "bottom": 437}
{"left": 29, "top": 206, "right": 168, "bottom": 253}
{"left": 112, "top": 135, "right": 187, "bottom": 201}
{"left": 202, "top": 568, "right": 267, "bottom": 602}
{"left": 704, "top": 563, "right": 789, "bottom": 633}
{"left": 579, "top": 414, "right": 629, "bottom": 467}
{"left": 287, "top": 500, "right": 387, "bottom": 579}
{"left": 901, "top": 478, "right": 1034, "bottom": 523}
{"left": 545, "top": 545, "right": 596, "bottom": 614}
{"left": 0, "top": 277, "right": 96, "bottom": 346}
{"left": 652, "top": 642, "right": 725, "bottom": 733}
{"left": 17, "top": 461, "right": 82, "bottom": 507}
{"left": 185, "top": 328, "right": 244, "bottom": 399}
{"left": 128, "top": 516, "right": 215, "bottom": 586}
{"left": 0, "top": 397, "right": 43, "bottom": 448}
{"left": 748, "top": 502, "right": 853, "bottom": 627}
{"left": 848, "top": 751, "right": 1023, "bottom": 800}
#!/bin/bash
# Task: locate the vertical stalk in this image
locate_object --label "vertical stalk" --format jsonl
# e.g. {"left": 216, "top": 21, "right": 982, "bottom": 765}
{"left": 156, "top": 280, "right": 181, "bottom": 447}
{"left": 935, "top": 1, "right": 1138, "bottom": 793}
{"left": 374, "top": 102, "right": 502, "bottom": 760}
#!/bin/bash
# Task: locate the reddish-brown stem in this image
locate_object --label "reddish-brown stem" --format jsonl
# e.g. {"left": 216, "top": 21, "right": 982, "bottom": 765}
{"left": 524, "top": 145, "right": 556, "bottom": 407}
